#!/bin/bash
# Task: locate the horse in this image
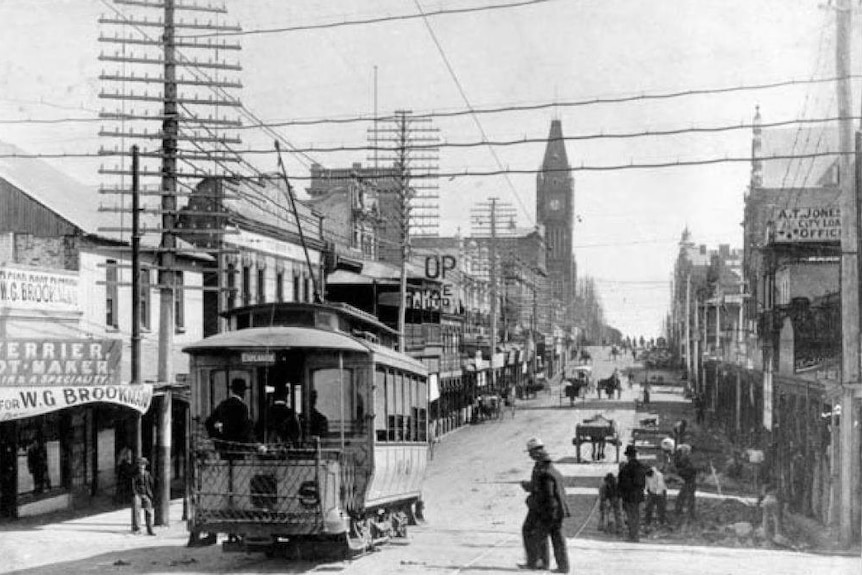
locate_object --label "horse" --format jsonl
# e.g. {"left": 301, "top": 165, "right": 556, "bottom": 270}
{"left": 597, "top": 373, "right": 620, "bottom": 399}
{"left": 579, "top": 349, "right": 592, "bottom": 364}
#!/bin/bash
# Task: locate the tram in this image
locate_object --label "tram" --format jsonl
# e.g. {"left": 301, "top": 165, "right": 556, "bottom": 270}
{"left": 184, "top": 301, "right": 429, "bottom": 558}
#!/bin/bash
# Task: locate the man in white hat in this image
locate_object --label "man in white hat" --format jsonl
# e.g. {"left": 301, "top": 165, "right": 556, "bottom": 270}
{"left": 519, "top": 437, "right": 570, "bottom": 573}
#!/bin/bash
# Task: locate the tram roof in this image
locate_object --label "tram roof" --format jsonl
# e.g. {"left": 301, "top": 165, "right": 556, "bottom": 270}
{"left": 182, "top": 326, "right": 370, "bottom": 354}
{"left": 365, "top": 341, "right": 429, "bottom": 375}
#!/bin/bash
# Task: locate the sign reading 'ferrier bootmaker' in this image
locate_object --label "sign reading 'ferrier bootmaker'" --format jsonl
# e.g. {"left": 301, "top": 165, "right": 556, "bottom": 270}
{"left": 772, "top": 206, "right": 841, "bottom": 243}
{"left": 0, "top": 339, "right": 152, "bottom": 421}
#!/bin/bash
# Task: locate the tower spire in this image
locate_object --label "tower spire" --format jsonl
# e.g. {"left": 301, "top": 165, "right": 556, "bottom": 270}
{"left": 750, "top": 105, "right": 763, "bottom": 190}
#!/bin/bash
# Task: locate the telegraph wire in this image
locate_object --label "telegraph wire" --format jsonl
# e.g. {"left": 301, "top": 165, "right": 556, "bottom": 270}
{"left": 18, "top": 114, "right": 862, "bottom": 156}
{"left": 3, "top": 150, "right": 851, "bottom": 175}
{"left": 176, "top": 0, "right": 561, "bottom": 39}
{"left": 232, "top": 74, "right": 862, "bottom": 129}
{"left": 413, "top": 0, "right": 532, "bottom": 225}
{"left": 8, "top": 77, "right": 862, "bottom": 129}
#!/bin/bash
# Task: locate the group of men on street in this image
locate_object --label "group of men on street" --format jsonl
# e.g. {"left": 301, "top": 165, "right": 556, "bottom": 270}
{"left": 598, "top": 442, "right": 698, "bottom": 542}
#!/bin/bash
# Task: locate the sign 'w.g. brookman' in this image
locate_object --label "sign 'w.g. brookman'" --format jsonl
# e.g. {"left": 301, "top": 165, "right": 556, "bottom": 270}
{"left": 0, "top": 339, "right": 153, "bottom": 421}
{"left": 772, "top": 206, "right": 841, "bottom": 243}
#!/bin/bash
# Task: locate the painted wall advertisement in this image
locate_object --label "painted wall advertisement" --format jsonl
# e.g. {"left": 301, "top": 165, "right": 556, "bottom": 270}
{"left": 0, "top": 266, "right": 80, "bottom": 312}
{"left": 772, "top": 206, "right": 841, "bottom": 243}
{"left": 422, "top": 254, "right": 458, "bottom": 313}
{"left": 0, "top": 339, "right": 152, "bottom": 421}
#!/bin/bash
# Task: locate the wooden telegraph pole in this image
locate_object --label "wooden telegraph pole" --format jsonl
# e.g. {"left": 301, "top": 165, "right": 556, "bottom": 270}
{"left": 97, "top": 0, "right": 244, "bottom": 528}
{"left": 154, "top": 0, "right": 178, "bottom": 527}
{"left": 131, "top": 146, "right": 142, "bottom": 460}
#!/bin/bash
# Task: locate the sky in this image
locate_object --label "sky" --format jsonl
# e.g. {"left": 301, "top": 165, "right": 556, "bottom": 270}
{"left": 0, "top": 0, "right": 851, "bottom": 338}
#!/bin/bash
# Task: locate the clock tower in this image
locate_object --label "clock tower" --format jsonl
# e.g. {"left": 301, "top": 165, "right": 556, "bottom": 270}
{"left": 536, "top": 119, "right": 576, "bottom": 321}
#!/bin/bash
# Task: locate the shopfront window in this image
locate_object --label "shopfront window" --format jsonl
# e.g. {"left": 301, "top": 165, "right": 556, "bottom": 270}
{"left": 17, "top": 416, "right": 61, "bottom": 497}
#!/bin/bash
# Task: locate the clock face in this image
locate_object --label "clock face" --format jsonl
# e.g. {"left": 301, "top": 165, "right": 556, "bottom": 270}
{"left": 549, "top": 199, "right": 561, "bottom": 211}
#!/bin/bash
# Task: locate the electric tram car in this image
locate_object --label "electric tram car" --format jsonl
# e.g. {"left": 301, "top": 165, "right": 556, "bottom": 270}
{"left": 183, "top": 301, "right": 429, "bottom": 558}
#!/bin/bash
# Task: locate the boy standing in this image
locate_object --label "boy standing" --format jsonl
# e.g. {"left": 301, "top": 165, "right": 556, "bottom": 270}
{"left": 131, "top": 457, "right": 155, "bottom": 535}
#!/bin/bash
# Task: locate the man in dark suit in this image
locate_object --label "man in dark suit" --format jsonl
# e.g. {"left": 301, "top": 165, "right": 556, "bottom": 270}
{"left": 618, "top": 444, "right": 647, "bottom": 542}
{"left": 264, "top": 387, "right": 301, "bottom": 445}
{"left": 519, "top": 437, "right": 570, "bottom": 573}
{"left": 206, "top": 378, "right": 255, "bottom": 457}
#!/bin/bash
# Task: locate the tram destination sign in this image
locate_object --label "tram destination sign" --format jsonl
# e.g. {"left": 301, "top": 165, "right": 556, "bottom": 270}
{"left": 241, "top": 351, "right": 276, "bottom": 365}
{"left": 772, "top": 206, "right": 841, "bottom": 243}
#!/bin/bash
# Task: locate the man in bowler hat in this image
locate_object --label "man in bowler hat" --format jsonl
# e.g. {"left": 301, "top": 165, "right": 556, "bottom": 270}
{"left": 206, "top": 378, "right": 256, "bottom": 458}
{"left": 519, "top": 437, "right": 570, "bottom": 573}
{"left": 617, "top": 444, "right": 647, "bottom": 542}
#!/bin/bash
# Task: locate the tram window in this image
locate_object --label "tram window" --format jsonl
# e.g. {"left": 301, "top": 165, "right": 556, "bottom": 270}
{"left": 386, "top": 369, "right": 397, "bottom": 441}
{"left": 416, "top": 378, "right": 428, "bottom": 442}
{"left": 311, "top": 367, "right": 357, "bottom": 438}
{"left": 404, "top": 375, "right": 413, "bottom": 441}
{"left": 374, "top": 369, "right": 387, "bottom": 442}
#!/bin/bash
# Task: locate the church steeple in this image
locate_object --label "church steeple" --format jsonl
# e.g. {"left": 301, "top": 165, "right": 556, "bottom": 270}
{"left": 541, "top": 119, "right": 570, "bottom": 173}
{"left": 750, "top": 105, "right": 763, "bottom": 190}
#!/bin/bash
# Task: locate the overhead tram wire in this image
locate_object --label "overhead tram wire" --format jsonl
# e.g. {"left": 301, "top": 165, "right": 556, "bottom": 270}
{"left": 175, "top": 0, "right": 563, "bottom": 39}
{"left": 413, "top": 0, "right": 532, "bottom": 225}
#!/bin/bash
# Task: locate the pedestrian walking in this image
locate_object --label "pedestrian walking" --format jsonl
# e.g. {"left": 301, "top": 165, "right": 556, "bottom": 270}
{"left": 644, "top": 466, "right": 668, "bottom": 529}
{"left": 758, "top": 480, "right": 781, "bottom": 542}
{"left": 673, "top": 444, "right": 697, "bottom": 522}
{"left": 519, "top": 437, "right": 570, "bottom": 573}
{"left": 131, "top": 457, "right": 155, "bottom": 535}
{"left": 598, "top": 473, "right": 622, "bottom": 534}
{"left": 617, "top": 444, "right": 646, "bottom": 542}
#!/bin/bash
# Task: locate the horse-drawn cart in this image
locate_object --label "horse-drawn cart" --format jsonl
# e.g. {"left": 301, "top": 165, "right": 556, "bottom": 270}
{"left": 562, "top": 365, "right": 592, "bottom": 405}
{"left": 572, "top": 414, "right": 620, "bottom": 463}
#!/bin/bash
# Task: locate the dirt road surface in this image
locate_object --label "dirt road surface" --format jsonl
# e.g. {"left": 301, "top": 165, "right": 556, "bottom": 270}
{"left": 1, "top": 348, "right": 857, "bottom": 574}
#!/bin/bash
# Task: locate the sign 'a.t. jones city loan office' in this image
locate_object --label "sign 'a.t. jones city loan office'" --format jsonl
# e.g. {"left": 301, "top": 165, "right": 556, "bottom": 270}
{"left": 772, "top": 206, "right": 841, "bottom": 243}
{"left": 0, "top": 339, "right": 152, "bottom": 422}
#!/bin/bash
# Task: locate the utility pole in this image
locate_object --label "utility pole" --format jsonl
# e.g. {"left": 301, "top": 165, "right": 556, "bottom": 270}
{"left": 489, "top": 198, "right": 498, "bottom": 390}
{"left": 714, "top": 287, "right": 721, "bottom": 411}
{"left": 693, "top": 294, "right": 700, "bottom": 395}
{"left": 471, "top": 197, "right": 515, "bottom": 391}
{"left": 686, "top": 273, "right": 692, "bottom": 392}
{"left": 131, "top": 146, "right": 142, "bottom": 461}
{"left": 835, "top": 0, "right": 858, "bottom": 546}
{"left": 396, "top": 110, "right": 410, "bottom": 352}
{"left": 97, "top": 0, "right": 243, "bottom": 529}
{"left": 154, "top": 0, "right": 177, "bottom": 528}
